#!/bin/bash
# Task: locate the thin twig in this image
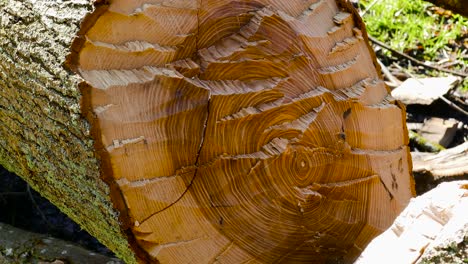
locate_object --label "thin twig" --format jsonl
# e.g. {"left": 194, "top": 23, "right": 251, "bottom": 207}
{"left": 392, "top": 62, "right": 419, "bottom": 80}
{"left": 377, "top": 58, "right": 401, "bottom": 88}
{"left": 452, "top": 96, "right": 468, "bottom": 107}
{"left": 369, "top": 36, "right": 468, "bottom": 78}
{"left": 27, "top": 185, "right": 51, "bottom": 230}
{"left": 439, "top": 96, "right": 468, "bottom": 117}
{"left": 438, "top": 61, "right": 465, "bottom": 69}
{"left": 360, "top": 0, "right": 381, "bottom": 16}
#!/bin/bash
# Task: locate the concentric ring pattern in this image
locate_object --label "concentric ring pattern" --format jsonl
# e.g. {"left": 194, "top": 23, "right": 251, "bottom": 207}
{"left": 71, "top": 0, "right": 413, "bottom": 263}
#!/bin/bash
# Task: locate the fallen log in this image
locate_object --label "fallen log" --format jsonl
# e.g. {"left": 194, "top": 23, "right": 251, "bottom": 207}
{"left": 0, "top": 0, "right": 413, "bottom": 263}
{"left": 412, "top": 142, "right": 468, "bottom": 179}
{"left": 409, "top": 131, "right": 445, "bottom": 153}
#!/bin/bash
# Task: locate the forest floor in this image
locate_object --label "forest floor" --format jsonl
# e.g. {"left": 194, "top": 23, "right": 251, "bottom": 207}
{"left": 359, "top": 0, "right": 467, "bottom": 193}
{"left": 360, "top": 1, "right": 467, "bottom": 262}
{"left": 0, "top": 0, "right": 467, "bottom": 263}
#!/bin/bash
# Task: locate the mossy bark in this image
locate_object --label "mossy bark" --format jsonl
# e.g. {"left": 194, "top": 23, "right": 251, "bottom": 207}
{"left": 0, "top": 1, "right": 136, "bottom": 263}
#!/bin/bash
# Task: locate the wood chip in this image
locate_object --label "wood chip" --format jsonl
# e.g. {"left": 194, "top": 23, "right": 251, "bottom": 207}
{"left": 391, "top": 76, "right": 459, "bottom": 105}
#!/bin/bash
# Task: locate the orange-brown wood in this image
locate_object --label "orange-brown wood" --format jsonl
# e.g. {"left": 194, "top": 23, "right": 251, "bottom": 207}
{"left": 71, "top": 0, "right": 413, "bottom": 263}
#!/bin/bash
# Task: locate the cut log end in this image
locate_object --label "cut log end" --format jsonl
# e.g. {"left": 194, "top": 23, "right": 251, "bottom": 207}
{"left": 68, "top": 0, "right": 413, "bottom": 262}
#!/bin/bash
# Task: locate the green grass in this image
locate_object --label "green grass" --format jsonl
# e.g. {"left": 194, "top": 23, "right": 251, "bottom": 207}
{"left": 359, "top": 0, "right": 468, "bottom": 90}
{"left": 360, "top": 0, "right": 468, "bottom": 60}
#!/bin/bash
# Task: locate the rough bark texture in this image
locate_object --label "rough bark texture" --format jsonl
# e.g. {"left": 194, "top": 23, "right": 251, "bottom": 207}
{"left": 1, "top": 0, "right": 413, "bottom": 263}
{"left": 0, "top": 1, "right": 136, "bottom": 263}
{"left": 424, "top": 0, "right": 468, "bottom": 16}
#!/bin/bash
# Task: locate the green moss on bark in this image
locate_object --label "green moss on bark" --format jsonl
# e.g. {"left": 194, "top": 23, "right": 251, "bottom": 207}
{"left": 0, "top": 1, "right": 136, "bottom": 263}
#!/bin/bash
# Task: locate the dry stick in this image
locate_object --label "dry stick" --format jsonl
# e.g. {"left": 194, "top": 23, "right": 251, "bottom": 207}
{"left": 392, "top": 62, "right": 411, "bottom": 76}
{"left": 439, "top": 96, "right": 468, "bottom": 117}
{"left": 452, "top": 96, "right": 468, "bottom": 107}
{"left": 369, "top": 36, "right": 468, "bottom": 78}
{"left": 27, "top": 185, "right": 51, "bottom": 230}
{"left": 377, "top": 58, "right": 401, "bottom": 88}
{"left": 360, "top": 0, "right": 381, "bottom": 16}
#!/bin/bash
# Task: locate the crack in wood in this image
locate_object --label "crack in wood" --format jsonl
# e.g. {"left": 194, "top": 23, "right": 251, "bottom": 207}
{"left": 318, "top": 55, "right": 358, "bottom": 74}
{"left": 212, "top": 241, "right": 235, "bottom": 263}
{"left": 137, "top": 2, "right": 208, "bottom": 225}
{"left": 218, "top": 87, "right": 331, "bottom": 123}
{"left": 263, "top": 102, "right": 325, "bottom": 134}
{"left": 351, "top": 146, "right": 406, "bottom": 155}
{"left": 379, "top": 177, "right": 394, "bottom": 200}
{"left": 106, "top": 136, "right": 146, "bottom": 152}
{"left": 297, "top": 0, "right": 326, "bottom": 21}
{"left": 115, "top": 174, "right": 182, "bottom": 187}
{"left": 150, "top": 237, "right": 205, "bottom": 256}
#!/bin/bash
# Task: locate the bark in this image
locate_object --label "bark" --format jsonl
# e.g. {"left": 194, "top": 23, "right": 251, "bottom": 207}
{"left": 424, "top": 0, "right": 468, "bottom": 17}
{"left": 0, "top": 0, "right": 414, "bottom": 263}
{"left": 409, "top": 131, "right": 445, "bottom": 153}
{"left": 0, "top": 1, "right": 136, "bottom": 263}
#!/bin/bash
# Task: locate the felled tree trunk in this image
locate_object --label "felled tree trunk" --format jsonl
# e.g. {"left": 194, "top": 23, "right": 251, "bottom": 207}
{"left": 0, "top": 0, "right": 414, "bottom": 263}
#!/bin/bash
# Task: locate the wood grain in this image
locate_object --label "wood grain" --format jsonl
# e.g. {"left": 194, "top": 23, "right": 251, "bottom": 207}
{"left": 70, "top": 0, "right": 414, "bottom": 262}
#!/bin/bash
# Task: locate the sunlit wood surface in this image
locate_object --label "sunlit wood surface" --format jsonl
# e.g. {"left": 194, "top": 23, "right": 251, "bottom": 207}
{"left": 71, "top": 0, "right": 413, "bottom": 262}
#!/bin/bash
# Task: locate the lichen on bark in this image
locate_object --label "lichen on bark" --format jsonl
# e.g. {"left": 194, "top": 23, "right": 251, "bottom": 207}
{"left": 0, "top": 1, "right": 136, "bottom": 263}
